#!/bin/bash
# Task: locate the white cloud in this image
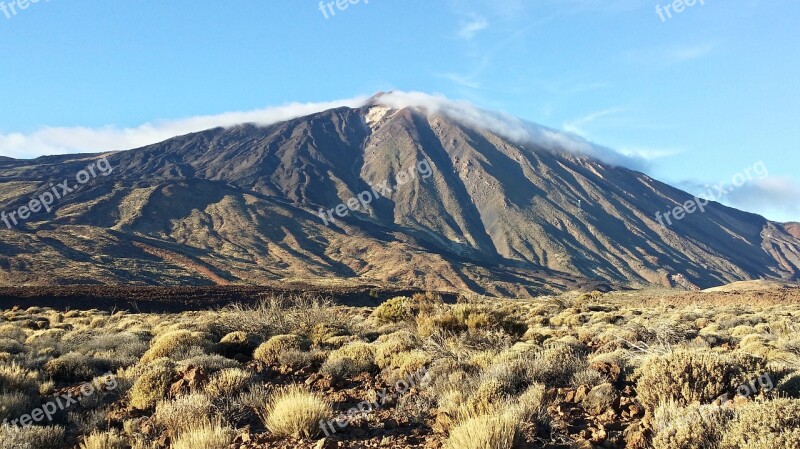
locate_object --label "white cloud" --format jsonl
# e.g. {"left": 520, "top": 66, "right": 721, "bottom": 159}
{"left": 373, "top": 91, "right": 646, "bottom": 169}
{"left": 457, "top": 14, "right": 489, "bottom": 39}
{"left": 563, "top": 108, "right": 625, "bottom": 136}
{"left": 0, "top": 96, "right": 369, "bottom": 159}
{"left": 617, "top": 146, "right": 683, "bottom": 160}
{"left": 1, "top": 90, "right": 646, "bottom": 171}
{"left": 726, "top": 177, "right": 800, "bottom": 221}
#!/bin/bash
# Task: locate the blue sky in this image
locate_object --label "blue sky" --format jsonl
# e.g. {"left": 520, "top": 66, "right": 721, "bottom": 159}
{"left": 0, "top": 0, "right": 798, "bottom": 221}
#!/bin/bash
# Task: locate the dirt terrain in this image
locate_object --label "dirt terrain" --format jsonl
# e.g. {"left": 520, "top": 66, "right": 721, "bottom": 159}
{"left": 0, "top": 284, "right": 459, "bottom": 312}
{"left": 1, "top": 285, "right": 799, "bottom": 449}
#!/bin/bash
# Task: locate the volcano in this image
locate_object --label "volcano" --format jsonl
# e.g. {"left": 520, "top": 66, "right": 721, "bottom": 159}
{"left": 1, "top": 94, "right": 798, "bottom": 296}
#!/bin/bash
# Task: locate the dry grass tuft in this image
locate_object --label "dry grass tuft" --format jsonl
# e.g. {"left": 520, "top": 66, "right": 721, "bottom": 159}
{"left": 170, "top": 420, "right": 235, "bottom": 449}
{"left": 444, "top": 412, "right": 521, "bottom": 449}
{"left": 258, "top": 384, "right": 333, "bottom": 438}
{"left": 80, "top": 430, "right": 128, "bottom": 449}
{"left": 253, "top": 334, "right": 310, "bottom": 364}
{"left": 154, "top": 392, "right": 215, "bottom": 435}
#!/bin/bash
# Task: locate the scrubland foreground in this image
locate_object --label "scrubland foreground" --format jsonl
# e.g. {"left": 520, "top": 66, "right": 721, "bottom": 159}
{"left": 1, "top": 288, "right": 800, "bottom": 449}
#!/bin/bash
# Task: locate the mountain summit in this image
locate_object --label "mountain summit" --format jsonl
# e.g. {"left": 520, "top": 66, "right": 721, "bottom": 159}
{"left": 1, "top": 96, "right": 798, "bottom": 296}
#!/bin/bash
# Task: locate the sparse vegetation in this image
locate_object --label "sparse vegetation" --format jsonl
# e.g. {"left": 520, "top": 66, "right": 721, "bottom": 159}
{"left": 0, "top": 288, "right": 799, "bottom": 448}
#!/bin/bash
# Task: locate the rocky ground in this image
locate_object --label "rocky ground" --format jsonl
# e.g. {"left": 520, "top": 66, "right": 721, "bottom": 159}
{"left": 1, "top": 285, "right": 799, "bottom": 448}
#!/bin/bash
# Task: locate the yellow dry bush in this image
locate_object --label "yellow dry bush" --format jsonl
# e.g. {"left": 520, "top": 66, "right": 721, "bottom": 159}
{"left": 217, "top": 331, "right": 258, "bottom": 357}
{"left": 154, "top": 392, "right": 215, "bottom": 435}
{"left": 372, "top": 296, "right": 414, "bottom": 324}
{"left": 170, "top": 420, "right": 235, "bottom": 449}
{"left": 321, "top": 341, "right": 376, "bottom": 378}
{"left": 0, "top": 324, "right": 27, "bottom": 342}
{"left": 0, "top": 424, "right": 65, "bottom": 449}
{"left": 309, "top": 322, "right": 350, "bottom": 346}
{"left": 80, "top": 430, "right": 128, "bottom": 449}
{"left": 651, "top": 400, "right": 733, "bottom": 449}
{"left": 204, "top": 367, "right": 254, "bottom": 398}
{"left": 259, "top": 385, "right": 332, "bottom": 438}
{"left": 515, "top": 383, "right": 550, "bottom": 429}
{"left": 417, "top": 311, "right": 466, "bottom": 337}
{"left": 719, "top": 399, "right": 800, "bottom": 449}
{"left": 140, "top": 330, "right": 210, "bottom": 363}
{"left": 468, "top": 350, "right": 498, "bottom": 370}
{"left": 374, "top": 330, "right": 419, "bottom": 369}
{"left": 0, "top": 362, "right": 41, "bottom": 394}
{"left": 253, "top": 334, "right": 310, "bottom": 364}
{"left": 129, "top": 359, "right": 174, "bottom": 410}
{"left": 384, "top": 349, "right": 431, "bottom": 376}
{"left": 444, "top": 412, "right": 521, "bottom": 449}
{"left": 521, "top": 326, "right": 554, "bottom": 345}
{"left": 636, "top": 348, "right": 766, "bottom": 411}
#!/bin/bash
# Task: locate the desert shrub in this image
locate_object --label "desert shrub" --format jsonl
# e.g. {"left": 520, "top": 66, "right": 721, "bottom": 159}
{"left": 778, "top": 371, "right": 800, "bottom": 398}
{"left": 372, "top": 296, "right": 414, "bottom": 323}
{"left": 44, "top": 352, "right": 106, "bottom": 382}
{"left": 154, "top": 393, "right": 215, "bottom": 435}
{"left": 0, "top": 424, "right": 65, "bottom": 449}
{"left": 25, "top": 328, "right": 68, "bottom": 347}
{"left": 521, "top": 326, "right": 554, "bottom": 345}
{"left": 129, "top": 359, "right": 175, "bottom": 410}
{"left": 719, "top": 399, "right": 800, "bottom": 449}
{"left": 0, "top": 392, "right": 38, "bottom": 421}
{"left": 0, "top": 337, "right": 26, "bottom": 354}
{"left": 217, "top": 331, "right": 259, "bottom": 358}
{"left": 204, "top": 368, "right": 254, "bottom": 398}
{"left": 636, "top": 348, "right": 767, "bottom": 410}
{"left": 80, "top": 430, "right": 128, "bottom": 449}
{"left": 253, "top": 334, "right": 310, "bottom": 364}
{"left": 82, "top": 332, "right": 149, "bottom": 360}
{"left": 309, "top": 322, "right": 351, "bottom": 346}
{"left": 416, "top": 303, "right": 525, "bottom": 338}
{"left": 517, "top": 343, "right": 588, "bottom": 387}
{"left": 445, "top": 412, "right": 521, "bottom": 449}
{"left": 170, "top": 420, "right": 235, "bottom": 449}
{"left": 515, "top": 383, "right": 551, "bottom": 432}
{"left": 259, "top": 385, "right": 332, "bottom": 438}
{"left": 375, "top": 331, "right": 420, "bottom": 369}
{"left": 0, "top": 362, "right": 41, "bottom": 394}
{"left": 321, "top": 342, "right": 376, "bottom": 378}
{"left": 383, "top": 350, "right": 432, "bottom": 382}
{"left": 468, "top": 377, "right": 510, "bottom": 416}
{"left": 0, "top": 324, "right": 27, "bottom": 341}
{"left": 176, "top": 354, "right": 239, "bottom": 372}
{"left": 651, "top": 400, "right": 733, "bottom": 449}
{"left": 219, "top": 294, "right": 346, "bottom": 338}
{"left": 277, "top": 349, "right": 326, "bottom": 369}
{"left": 416, "top": 311, "right": 467, "bottom": 338}
{"left": 140, "top": 330, "right": 210, "bottom": 363}
{"left": 225, "top": 383, "right": 269, "bottom": 427}
{"left": 571, "top": 367, "right": 606, "bottom": 388}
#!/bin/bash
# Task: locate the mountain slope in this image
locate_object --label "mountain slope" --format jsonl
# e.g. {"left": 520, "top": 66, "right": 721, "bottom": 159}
{"left": 1, "top": 100, "right": 798, "bottom": 296}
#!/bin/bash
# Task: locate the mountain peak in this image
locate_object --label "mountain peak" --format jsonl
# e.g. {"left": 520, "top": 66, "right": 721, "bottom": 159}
{"left": 365, "top": 91, "right": 395, "bottom": 107}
